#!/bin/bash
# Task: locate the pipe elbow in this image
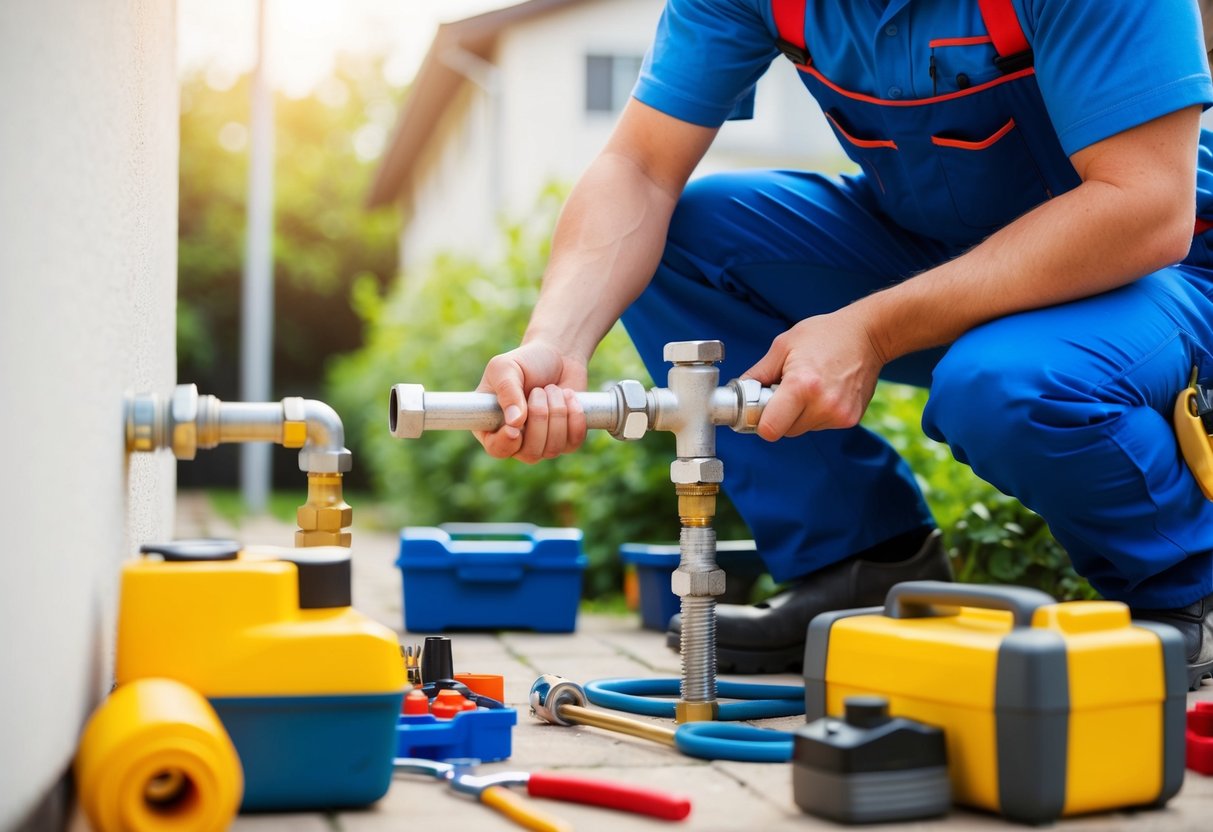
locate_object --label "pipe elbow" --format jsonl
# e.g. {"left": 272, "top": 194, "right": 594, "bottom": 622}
{"left": 297, "top": 399, "right": 352, "bottom": 473}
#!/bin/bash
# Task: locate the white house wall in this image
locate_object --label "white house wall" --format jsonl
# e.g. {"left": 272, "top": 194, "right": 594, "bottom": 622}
{"left": 400, "top": 0, "right": 845, "bottom": 271}
{"left": 402, "top": 80, "right": 500, "bottom": 270}
{"left": 0, "top": 0, "right": 177, "bottom": 827}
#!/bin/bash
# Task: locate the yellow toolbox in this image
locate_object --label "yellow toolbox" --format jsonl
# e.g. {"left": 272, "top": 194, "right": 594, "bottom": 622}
{"left": 803, "top": 581, "right": 1189, "bottom": 824}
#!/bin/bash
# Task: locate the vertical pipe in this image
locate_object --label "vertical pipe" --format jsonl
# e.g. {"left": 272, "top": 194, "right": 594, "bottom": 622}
{"left": 240, "top": 0, "right": 275, "bottom": 513}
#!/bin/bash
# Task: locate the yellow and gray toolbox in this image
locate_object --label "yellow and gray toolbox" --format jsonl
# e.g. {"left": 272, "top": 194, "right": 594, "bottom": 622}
{"left": 803, "top": 581, "right": 1189, "bottom": 824}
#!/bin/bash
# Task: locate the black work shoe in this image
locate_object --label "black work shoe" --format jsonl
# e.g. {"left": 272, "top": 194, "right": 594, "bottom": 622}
{"left": 666, "top": 529, "right": 952, "bottom": 674}
{"left": 1133, "top": 592, "right": 1213, "bottom": 691}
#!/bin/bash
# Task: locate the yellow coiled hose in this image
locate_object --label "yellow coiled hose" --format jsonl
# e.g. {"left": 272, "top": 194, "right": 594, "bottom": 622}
{"left": 75, "top": 678, "right": 243, "bottom": 832}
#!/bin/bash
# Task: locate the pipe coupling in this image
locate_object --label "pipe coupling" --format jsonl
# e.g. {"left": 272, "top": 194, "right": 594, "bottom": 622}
{"left": 610, "top": 379, "right": 650, "bottom": 441}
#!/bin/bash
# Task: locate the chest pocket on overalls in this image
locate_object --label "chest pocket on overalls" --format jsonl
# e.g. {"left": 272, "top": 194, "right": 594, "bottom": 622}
{"left": 925, "top": 40, "right": 1052, "bottom": 230}
{"left": 824, "top": 111, "right": 899, "bottom": 194}
{"left": 932, "top": 115, "right": 1052, "bottom": 230}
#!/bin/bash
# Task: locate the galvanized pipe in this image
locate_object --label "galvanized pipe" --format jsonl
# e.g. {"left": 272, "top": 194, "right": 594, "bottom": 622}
{"left": 677, "top": 527, "right": 719, "bottom": 705}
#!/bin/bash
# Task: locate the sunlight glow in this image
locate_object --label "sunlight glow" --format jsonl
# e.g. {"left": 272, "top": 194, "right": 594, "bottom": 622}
{"left": 178, "top": 0, "right": 515, "bottom": 93}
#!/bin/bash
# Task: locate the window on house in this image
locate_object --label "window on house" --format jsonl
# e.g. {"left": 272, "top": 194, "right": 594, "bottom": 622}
{"left": 585, "top": 54, "right": 643, "bottom": 113}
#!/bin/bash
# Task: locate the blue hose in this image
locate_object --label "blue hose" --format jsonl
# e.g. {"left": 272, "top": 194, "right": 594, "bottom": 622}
{"left": 585, "top": 678, "right": 805, "bottom": 720}
{"left": 674, "top": 722, "right": 795, "bottom": 763}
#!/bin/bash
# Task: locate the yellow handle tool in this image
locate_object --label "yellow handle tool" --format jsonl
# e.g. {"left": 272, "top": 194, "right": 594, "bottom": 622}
{"left": 1175, "top": 381, "right": 1213, "bottom": 500}
{"left": 480, "top": 785, "right": 572, "bottom": 832}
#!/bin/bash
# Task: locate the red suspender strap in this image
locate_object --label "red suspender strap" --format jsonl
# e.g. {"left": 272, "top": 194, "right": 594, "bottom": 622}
{"left": 1196, "top": 217, "right": 1213, "bottom": 237}
{"left": 977, "top": 0, "right": 1033, "bottom": 72}
{"left": 772, "top": 0, "right": 810, "bottom": 66}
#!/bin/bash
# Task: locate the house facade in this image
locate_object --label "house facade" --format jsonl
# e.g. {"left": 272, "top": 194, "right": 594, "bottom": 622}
{"left": 369, "top": 0, "right": 846, "bottom": 271}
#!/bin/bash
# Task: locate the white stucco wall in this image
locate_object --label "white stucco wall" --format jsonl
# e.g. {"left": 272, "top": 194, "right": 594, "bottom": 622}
{"left": 0, "top": 0, "right": 178, "bottom": 827}
{"left": 399, "top": 0, "right": 845, "bottom": 271}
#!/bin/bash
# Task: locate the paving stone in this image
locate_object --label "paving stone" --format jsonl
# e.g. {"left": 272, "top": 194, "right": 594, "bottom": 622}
{"left": 231, "top": 813, "right": 335, "bottom": 831}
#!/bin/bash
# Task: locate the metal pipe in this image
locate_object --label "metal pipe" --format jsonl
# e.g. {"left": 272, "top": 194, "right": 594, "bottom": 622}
{"left": 558, "top": 704, "right": 677, "bottom": 747}
{"left": 529, "top": 675, "right": 677, "bottom": 747}
{"left": 124, "top": 384, "right": 354, "bottom": 546}
{"left": 241, "top": 0, "right": 276, "bottom": 513}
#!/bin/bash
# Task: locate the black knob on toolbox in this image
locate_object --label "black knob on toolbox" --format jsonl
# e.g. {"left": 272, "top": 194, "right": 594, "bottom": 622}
{"left": 420, "top": 636, "right": 455, "bottom": 683}
{"left": 844, "top": 696, "right": 892, "bottom": 729}
{"left": 277, "top": 546, "right": 352, "bottom": 609}
{"left": 140, "top": 539, "right": 241, "bottom": 562}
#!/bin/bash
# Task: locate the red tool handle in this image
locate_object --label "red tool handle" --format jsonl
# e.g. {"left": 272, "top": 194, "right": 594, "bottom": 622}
{"left": 526, "top": 772, "right": 691, "bottom": 820}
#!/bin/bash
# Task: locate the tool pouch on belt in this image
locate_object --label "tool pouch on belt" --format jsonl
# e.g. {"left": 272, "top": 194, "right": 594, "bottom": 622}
{"left": 1174, "top": 374, "right": 1213, "bottom": 500}
{"left": 803, "top": 581, "right": 1189, "bottom": 824}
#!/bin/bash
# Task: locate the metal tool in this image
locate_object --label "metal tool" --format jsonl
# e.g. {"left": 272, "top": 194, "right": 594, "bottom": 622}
{"left": 529, "top": 674, "right": 796, "bottom": 763}
{"left": 389, "top": 340, "right": 774, "bottom": 722}
{"left": 393, "top": 757, "right": 692, "bottom": 832}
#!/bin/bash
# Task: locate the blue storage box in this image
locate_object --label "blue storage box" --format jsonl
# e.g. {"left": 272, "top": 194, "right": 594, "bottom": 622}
{"left": 620, "top": 540, "right": 767, "bottom": 631}
{"left": 398, "top": 523, "right": 586, "bottom": 632}
{"left": 211, "top": 691, "right": 403, "bottom": 811}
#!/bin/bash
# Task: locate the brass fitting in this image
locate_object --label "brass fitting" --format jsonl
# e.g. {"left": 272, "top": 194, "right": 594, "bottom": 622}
{"left": 675, "top": 699, "right": 719, "bottom": 724}
{"left": 296, "top": 472, "right": 352, "bottom": 547}
{"left": 676, "top": 483, "right": 718, "bottom": 527}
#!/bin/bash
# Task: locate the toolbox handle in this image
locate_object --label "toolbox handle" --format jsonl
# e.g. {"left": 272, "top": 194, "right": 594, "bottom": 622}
{"left": 455, "top": 565, "right": 526, "bottom": 583}
{"left": 885, "top": 581, "right": 1054, "bottom": 628}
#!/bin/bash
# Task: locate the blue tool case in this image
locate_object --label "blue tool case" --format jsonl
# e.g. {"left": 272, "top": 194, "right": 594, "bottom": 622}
{"left": 397, "top": 523, "right": 586, "bottom": 632}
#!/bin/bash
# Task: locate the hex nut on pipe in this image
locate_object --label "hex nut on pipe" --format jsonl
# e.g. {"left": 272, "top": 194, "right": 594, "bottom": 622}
{"left": 281, "top": 397, "right": 308, "bottom": 448}
{"left": 126, "top": 392, "right": 159, "bottom": 453}
{"left": 675, "top": 700, "right": 719, "bottom": 724}
{"left": 615, "top": 379, "right": 649, "bottom": 440}
{"left": 169, "top": 384, "right": 200, "bottom": 460}
{"left": 670, "top": 568, "right": 726, "bottom": 598}
{"left": 663, "top": 340, "right": 724, "bottom": 364}
{"left": 390, "top": 384, "right": 426, "bottom": 439}
{"left": 670, "top": 457, "right": 724, "bottom": 484}
{"left": 731, "top": 378, "right": 764, "bottom": 434}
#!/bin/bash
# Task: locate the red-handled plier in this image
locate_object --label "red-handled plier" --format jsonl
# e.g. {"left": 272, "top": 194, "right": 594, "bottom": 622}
{"left": 394, "top": 758, "right": 691, "bottom": 831}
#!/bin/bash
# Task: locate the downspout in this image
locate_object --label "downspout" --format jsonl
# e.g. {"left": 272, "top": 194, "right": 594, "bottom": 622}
{"left": 125, "top": 384, "right": 354, "bottom": 547}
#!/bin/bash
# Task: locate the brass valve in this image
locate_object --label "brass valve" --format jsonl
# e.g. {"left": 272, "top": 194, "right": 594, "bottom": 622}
{"left": 296, "top": 472, "right": 352, "bottom": 547}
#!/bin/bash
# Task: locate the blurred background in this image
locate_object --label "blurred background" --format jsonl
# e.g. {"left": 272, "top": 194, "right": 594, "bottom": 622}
{"left": 178, "top": 0, "right": 1093, "bottom": 601}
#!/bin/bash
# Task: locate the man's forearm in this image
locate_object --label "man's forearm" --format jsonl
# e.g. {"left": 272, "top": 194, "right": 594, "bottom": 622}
{"left": 522, "top": 150, "right": 681, "bottom": 363}
{"left": 858, "top": 109, "right": 1198, "bottom": 363}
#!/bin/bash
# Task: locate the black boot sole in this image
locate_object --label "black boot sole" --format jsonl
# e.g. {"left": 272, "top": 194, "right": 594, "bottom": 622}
{"left": 1190, "top": 660, "right": 1213, "bottom": 691}
{"left": 665, "top": 630, "right": 804, "bottom": 674}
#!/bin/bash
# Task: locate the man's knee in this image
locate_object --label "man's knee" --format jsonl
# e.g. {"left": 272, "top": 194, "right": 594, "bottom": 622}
{"left": 924, "top": 323, "right": 1087, "bottom": 464}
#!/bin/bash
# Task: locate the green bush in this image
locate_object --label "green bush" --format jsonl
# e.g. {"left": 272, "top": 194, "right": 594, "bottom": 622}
{"left": 864, "top": 384, "right": 1096, "bottom": 600}
{"left": 330, "top": 191, "right": 1095, "bottom": 601}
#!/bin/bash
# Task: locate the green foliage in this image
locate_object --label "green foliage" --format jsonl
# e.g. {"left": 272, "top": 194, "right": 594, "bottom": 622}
{"left": 864, "top": 385, "right": 1096, "bottom": 600}
{"left": 177, "top": 57, "right": 400, "bottom": 486}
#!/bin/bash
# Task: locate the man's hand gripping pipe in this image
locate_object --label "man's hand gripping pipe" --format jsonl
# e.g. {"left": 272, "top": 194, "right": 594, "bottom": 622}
{"left": 388, "top": 340, "right": 774, "bottom": 722}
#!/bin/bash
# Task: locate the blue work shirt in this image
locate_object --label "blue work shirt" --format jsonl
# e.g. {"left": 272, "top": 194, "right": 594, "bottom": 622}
{"left": 634, "top": 0, "right": 1212, "bottom": 161}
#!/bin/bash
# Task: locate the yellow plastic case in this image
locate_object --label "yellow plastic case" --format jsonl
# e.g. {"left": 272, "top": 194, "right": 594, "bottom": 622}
{"left": 112, "top": 546, "right": 406, "bottom": 812}
{"left": 803, "top": 581, "right": 1188, "bottom": 824}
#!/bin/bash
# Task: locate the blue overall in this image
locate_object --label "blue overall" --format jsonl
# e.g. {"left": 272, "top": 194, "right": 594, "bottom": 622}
{"left": 622, "top": 0, "right": 1213, "bottom": 608}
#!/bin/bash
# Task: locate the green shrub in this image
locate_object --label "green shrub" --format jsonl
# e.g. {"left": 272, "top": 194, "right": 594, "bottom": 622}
{"left": 864, "top": 384, "right": 1096, "bottom": 600}
{"left": 330, "top": 191, "right": 1095, "bottom": 601}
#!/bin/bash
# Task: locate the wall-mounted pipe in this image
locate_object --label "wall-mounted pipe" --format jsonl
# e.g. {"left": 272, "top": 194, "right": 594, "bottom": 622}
{"left": 125, "top": 384, "right": 354, "bottom": 546}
